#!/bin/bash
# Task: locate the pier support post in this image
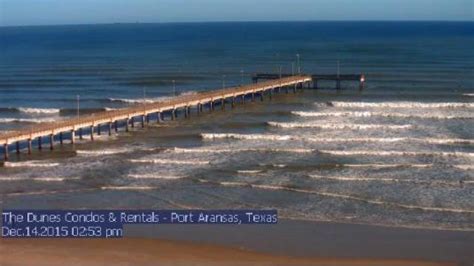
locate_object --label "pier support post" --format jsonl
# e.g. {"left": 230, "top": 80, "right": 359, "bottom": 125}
{"left": 70, "top": 130, "right": 75, "bottom": 144}
{"left": 252, "top": 93, "right": 255, "bottom": 102}
{"left": 241, "top": 95, "right": 245, "bottom": 104}
{"left": 285, "top": 86, "right": 289, "bottom": 94}
{"left": 231, "top": 97, "right": 235, "bottom": 108}
{"left": 16, "top": 141, "right": 20, "bottom": 154}
{"left": 79, "top": 128, "right": 83, "bottom": 140}
{"left": 131, "top": 117, "right": 135, "bottom": 128}
{"left": 114, "top": 121, "right": 118, "bottom": 132}
{"left": 210, "top": 102, "right": 214, "bottom": 112}
{"left": 97, "top": 124, "right": 101, "bottom": 135}
{"left": 171, "top": 109, "right": 176, "bottom": 120}
{"left": 146, "top": 114, "right": 150, "bottom": 125}
{"left": 141, "top": 115, "right": 145, "bottom": 128}
{"left": 27, "top": 139, "right": 32, "bottom": 154}
{"left": 269, "top": 89, "right": 273, "bottom": 100}
{"left": 221, "top": 99, "right": 225, "bottom": 110}
{"left": 125, "top": 119, "right": 130, "bottom": 132}
{"left": 157, "top": 112, "right": 162, "bottom": 123}
{"left": 59, "top": 132, "right": 63, "bottom": 145}
{"left": 3, "top": 143, "right": 8, "bottom": 161}
{"left": 90, "top": 126, "right": 94, "bottom": 141}
{"left": 108, "top": 122, "right": 112, "bottom": 136}
{"left": 184, "top": 107, "right": 188, "bottom": 118}
{"left": 49, "top": 134, "right": 54, "bottom": 150}
{"left": 38, "top": 137, "right": 42, "bottom": 150}
{"left": 260, "top": 92, "right": 264, "bottom": 101}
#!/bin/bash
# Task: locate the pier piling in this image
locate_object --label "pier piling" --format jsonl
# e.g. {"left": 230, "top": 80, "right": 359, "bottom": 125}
{"left": 3, "top": 143, "right": 8, "bottom": 161}
{"left": 49, "top": 134, "right": 54, "bottom": 150}
{"left": 27, "top": 139, "right": 32, "bottom": 154}
{"left": 16, "top": 141, "right": 20, "bottom": 154}
{"left": 0, "top": 76, "right": 313, "bottom": 161}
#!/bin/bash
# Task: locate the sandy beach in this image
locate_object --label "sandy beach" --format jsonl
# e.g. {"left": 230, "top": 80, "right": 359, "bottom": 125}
{"left": 1, "top": 219, "right": 472, "bottom": 266}
{"left": 0, "top": 238, "right": 459, "bottom": 266}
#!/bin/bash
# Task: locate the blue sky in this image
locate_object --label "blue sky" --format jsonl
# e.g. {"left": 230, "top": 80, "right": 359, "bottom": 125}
{"left": 0, "top": 0, "right": 472, "bottom": 26}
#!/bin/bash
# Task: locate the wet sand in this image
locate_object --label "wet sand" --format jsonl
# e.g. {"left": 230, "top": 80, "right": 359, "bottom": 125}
{"left": 1, "top": 219, "right": 472, "bottom": 265}
{"left": 0, "top": 238, "right": 458, "bottom": 266}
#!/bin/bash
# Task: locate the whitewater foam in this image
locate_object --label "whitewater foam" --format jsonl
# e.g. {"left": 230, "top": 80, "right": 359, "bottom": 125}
{"left": 202, "top": 133, "right": 473, "bottom": 145}
{"left": 318, "top": 101, "right": 474, "bottom": 109}
{"left": 463, "top": 93, "right": 474, "bottom": 97}
{"left": 0, "top": 118, "right": 57, "bottom": 123}
{"left": 292, "top": 111, "right": 474, "bottom": 120}
{"left": 267, "top": 122, "right": 412, "bottom": 130}
{"left": 237, "top": 170, "right": 263, "bottom": 174}
{"left": 320, "top": 150, "right": 474, "bottom": 158}
{"left": 128, "top": 174, "right": 184, "bottom": 180}
{"left": 76, "top": 148, "right": 130, "bottom": 156}
{"left": 129, "top": 159, "right": 210, "bottom": 165}
{"left": 3, "top": 161, "right": 60, "bottom": 168}
{"left": 170, "top": 147, "right": 315, "bottom": 154}
{"left": 100, "top": 186, "right": 159, "bottom": 190}
{"left": 18, "top": 107, "right": 60, "bottom": 114}
{"left": 308, "top": 174, "right": 467, "bottom": 186}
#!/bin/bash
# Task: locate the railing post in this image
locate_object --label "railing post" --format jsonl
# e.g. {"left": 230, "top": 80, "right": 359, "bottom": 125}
{"left": 70, "top": 130, "right": 75, "bottom": 144}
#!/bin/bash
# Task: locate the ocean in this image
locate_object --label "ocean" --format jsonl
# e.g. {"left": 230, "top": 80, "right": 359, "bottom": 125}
{"left": 0, "top": 21, "right": 473, "bottom": 231}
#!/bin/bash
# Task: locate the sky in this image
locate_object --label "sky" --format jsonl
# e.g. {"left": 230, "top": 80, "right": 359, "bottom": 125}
{"left": 0, "top": 0, "right": 472, "bottom": 26}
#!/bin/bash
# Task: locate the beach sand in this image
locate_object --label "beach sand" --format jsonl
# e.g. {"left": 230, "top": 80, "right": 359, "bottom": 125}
{"left": 0, "top": 238, "right": 458, "bottom": 266}
{"left": 1, "top": 219, "right": 472, "bottom": 266}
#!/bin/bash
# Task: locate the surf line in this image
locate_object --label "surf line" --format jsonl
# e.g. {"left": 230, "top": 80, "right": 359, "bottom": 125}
{"left": 1, "top": 76, "right": 313, "bottom": 162}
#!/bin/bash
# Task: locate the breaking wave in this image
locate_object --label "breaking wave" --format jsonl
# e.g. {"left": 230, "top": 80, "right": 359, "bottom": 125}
{"left": 463, "top": 93, "right": 474, "bottom": 97}
{"left": 18, "top": 107, "right": 60, "bottom": 114}
{"left": 0, "top": 118, "right": 57, "bottom": 123}
{"left": 169, "top": 147, "right": 315, "bottom": 154}
{"left": 100, "top": 186, "right": 159, "bottom": 190}
{"left": 292, "top": 111, "right": 474, "bottom": 120}
{"left": 320, "top": 150, "right": 474, "bottom": 158}
{"left": 127, "top": 174, "right": 184, "bottom": 180}
{"left": 75, "top": 148, "right": 130, "bottom": 156}
{"left": 237, "top": 170, "right": 263, "bottom": 174}
{"left": 267, "top": 122, "right": 413, "bottom": 130}
{"left": 201, "top": 133, "right": 474, "bottom": 145}
{"left": 0, "top": 176, "right": 79, "bottom": 182}
{"left": 3, "top": 161, "right": 60, "bottom": 168}
{"left": 197, "top": 179, "right": 474, "bottom": 214}
{"left": 308, "top": 174, "right": 468, "bottom": 186}
{"left": 129, "top": 159, "right": 210, "bottom": 165}
{"left": 317, "top": 101, "right": 474, "bottom": 109}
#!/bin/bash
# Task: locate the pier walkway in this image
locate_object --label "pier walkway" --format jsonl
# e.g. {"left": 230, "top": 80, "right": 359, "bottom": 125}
{"left": 1, "top": 75, "right": 312, "bottom": 161}
{"left": 253, "top": 73, "right": 365, "bottom": 90}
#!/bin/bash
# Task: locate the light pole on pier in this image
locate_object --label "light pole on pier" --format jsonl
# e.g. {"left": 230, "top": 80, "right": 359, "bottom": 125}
{"left": 76, "top": 95, "right": 80, "bottom": 118}
{"left": 296, "top": 54, "right": 301, "bottom": 74}
{"left": 172, "top": 80, "right": 176, "bottom": 96}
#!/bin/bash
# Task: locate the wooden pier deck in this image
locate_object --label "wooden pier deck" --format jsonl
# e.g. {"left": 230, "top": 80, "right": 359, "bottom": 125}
{"left": 253, "top": 73, "right": 365, "bottom": 90}
{"left": 1, "top": 75, "right": 312, "bottom": 161}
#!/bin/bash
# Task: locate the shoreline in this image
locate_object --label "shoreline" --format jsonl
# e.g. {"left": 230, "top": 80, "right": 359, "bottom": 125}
{"left": 1, "top": 219, "right": 472, "bottom": 265}
{"left": 0, "top": 238, "right": 459, "bottom": 266}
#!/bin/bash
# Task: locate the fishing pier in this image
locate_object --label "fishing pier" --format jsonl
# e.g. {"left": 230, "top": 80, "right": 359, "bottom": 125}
{"left": 1, "top": 75, "right": 315, "bottom": 161}
{"left": 252, "top": 73, "right": 366, "bottom": 90}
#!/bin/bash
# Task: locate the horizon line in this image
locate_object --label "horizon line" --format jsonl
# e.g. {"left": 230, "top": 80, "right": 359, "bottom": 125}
{"left": 1, "top": 19, "right": 473, "bottom": 28}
